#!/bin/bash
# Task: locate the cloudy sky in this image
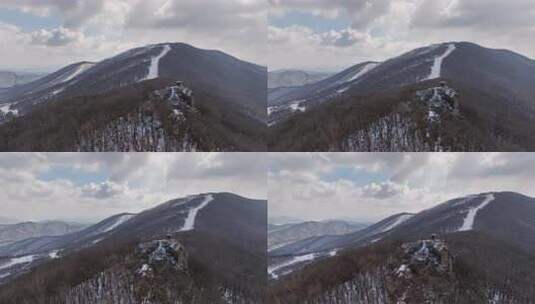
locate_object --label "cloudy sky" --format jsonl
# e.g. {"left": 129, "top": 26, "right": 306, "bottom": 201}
{"left": 269, "top": 153, "right": 535, "bottom": 223}
{"left": 0, "top": 0, "right": 266, "bottom": 71}
{"left": 0, "top": 153, "right": 267, "bottom": 223}
{"left": 268, "top": 0, "right": 535, "bottom": 71}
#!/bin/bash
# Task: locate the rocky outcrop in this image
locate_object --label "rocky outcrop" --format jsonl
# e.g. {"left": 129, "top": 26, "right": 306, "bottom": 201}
{"left": 388, "top": 238, "right": 456, "bottom": 304}
{"left": 298, "top": 238, "right": 517, "bottom": 304}
{"left": 336, "top": 84, "right": 480, "bottom": 152}
{"left": 75, "top": 85, "right": 200, "bottom": 152}
{"left": 136, "top": 238, "right": 189, "bottom": 277}
{"left": 48, "top": 237, "right": 251, "bottom": 304}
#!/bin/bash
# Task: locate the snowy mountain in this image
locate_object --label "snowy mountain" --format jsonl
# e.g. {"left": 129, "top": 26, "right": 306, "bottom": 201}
{"left": 268, "top": 220, "right": 368, "bottom": 252}
{"left": 0, "top": 78, "right": 266, "bottom": 151}
{"left": 269, "top": 42, "right": 535, "bottom": 151}
{"left": 387, "top": 192, "right": 535, "bottom": 253}
{"left": 268, "top": 62, "right": 379, "bottom": 125}
{"left": 1, "top": 43, "right": 266, "bottom": 121}
{"left": 270, "top": 213, "right": 413, "bottom": 257}
{"left": 269, "top": 192, "right": 535, "bottom": 280}
{"left": 0, "top": 221, "right": 85, "bottom": 246}
{"left": 0, "top": 43, "right": 267, "bottom": 151}
{"left": 0, "top": 193, "right": 266, "bottom": 303}
{"left": 268, "top": 213, "right": 413, "bottom": 279}
{"left": 269, "top": 192, "right": 535, "bottom": 303}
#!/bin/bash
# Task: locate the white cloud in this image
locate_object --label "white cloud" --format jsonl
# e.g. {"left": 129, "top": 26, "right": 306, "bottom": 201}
{"left": 30, "top": 27, "right": 84, "bottom": 47}
{"left": 268, "top": 153, "right": 535, "bottom": 222}
{"left": 81, "top": 181, "right": 129, "bottom": 199}
{"left": 268, "top": 0, "right": 535, "bottom": 70}
{"left": 0, "top": 153, "right": 267, "bottom": 222}
{"left": 0, "top": 0, "right": 267, "bottom": 70}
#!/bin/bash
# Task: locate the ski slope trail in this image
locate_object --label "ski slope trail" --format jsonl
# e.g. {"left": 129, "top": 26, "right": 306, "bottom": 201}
{"left": 144, "top": 44, "right": 172, "bottom": 80}
{"left": 179, "top": 194, "right": 214, "bottom": 232}
{"left": 426, "top": 44, "right": 456, "bottom": 80}
{"left": 268, "top": 253, "right": 317, "bottom": 279}
{"left": 458, "top": 193, "right": 495, "bottom": 231}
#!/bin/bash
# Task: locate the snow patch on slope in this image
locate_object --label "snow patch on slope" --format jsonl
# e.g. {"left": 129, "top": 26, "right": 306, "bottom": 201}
{"left": 0, "top": 255, "right": 35, "bottom": 271}
{"left": 62, "top": 63, "right": 95, "bottom": 83}
{"left": 179, "top": 194, "right": 214, "bottom": 232}
{"left": 426, "top": 44, "right": 456, "bottom": 80}
{"left": 348, "top": 62, "right": 379, "bottom": 82}
{"left": 452, "top": 194, "right": 478, "bottom": 207}
{"left": 458, "top": 193, "right": 494, "bottom": 231}
{"left": 0, "top": 103, "right": 18, "bottom": 116}
{"left": 289, "top": 100, "right": 306, "bottom": 112}
{"left": 48, "top": 250, "right": 61, "bottom": 259}
{"left": 268, "top": 253, "right": 317, "bottom": 279}
{"left": 101, "top": 214, "right": 134, "bottom": 233}
{"left": 47, "top": 63, "right": 95, "bottom": 93}
{"left": 379, "top": 214, "right": 413, "bottom": 233}
{"left": 143, "top": 44, "right": 172, "bottom": 80}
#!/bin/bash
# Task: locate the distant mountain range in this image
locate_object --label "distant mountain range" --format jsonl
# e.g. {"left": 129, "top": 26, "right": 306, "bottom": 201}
{"left": 268, "top": 220, "right": 369, "bottom": 252}
{"left": 0, "top": 192, "right": 267, "bottom": 303}
{"left": 0, "top": 43, "right": 267, "bottom": 151}
{"left": 0, "top": 71, "right": 45, "bottom": 89}
{"left": 268, "top": 70, "right": 333, "bottom": 89}
{"left": 0, "top": 221, "right": 85, "bottom": 247}
{"left": 268, "top": 191, "right": 535, "bottom": 303}
{"left": 269, "top": 42, "right": 535, "bottom": 152}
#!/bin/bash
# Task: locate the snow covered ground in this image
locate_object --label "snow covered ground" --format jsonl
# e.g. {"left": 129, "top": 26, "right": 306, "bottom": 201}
{"left": 179, "top": 195, "right": 214, "bottom": 232}
{"left": 144, "top": 44, "right": 172, "bottom": 80}
{"left": 458, "top": 193, "right": 495, "bottom": 231}
{"left": 379, "top": 214, "right": 413, "bottom": 233}
{"left": 47, "top": 62, "right": 95, "bottom": 95}
{"left": 0, "top": 103, "right": 18, "bottom": 116}
{"left": 48, "top": 250, "right": 61, "bottom": 259}
{"left": 348, "top": 62, "right": 379, "bottom": 82}
{"left": 268, "top": 253, "right": 317, "bottom": 279}
{"left": 61, "top": 63, "right": 94, "bottom": 83}
{"left": 289, "top": 101, "right": 306, "bottom": 112}
{"left": 426, "top": 44, "right": 456, "bottom": 80}
{"left": 0, "top": 255, "right": 35, "bottom": 271}
{"left": 334, "top": 62, "right": 379, "bottom": 94}
{"left": 101, "top": 214, "right": 135, "bottom": 233}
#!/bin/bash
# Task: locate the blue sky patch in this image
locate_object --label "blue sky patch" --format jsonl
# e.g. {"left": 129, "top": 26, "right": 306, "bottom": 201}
{"left": 269, "top": 10, "right": 350, "bottom": 33}
{"left": 38, "top": 165, "right": 109, "bottom": 186}
{"left": 320, "top": 167, "right": 388, "bottom": 185}
{"left": 0, "top": 8, "right": 61, "bottom": 31}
